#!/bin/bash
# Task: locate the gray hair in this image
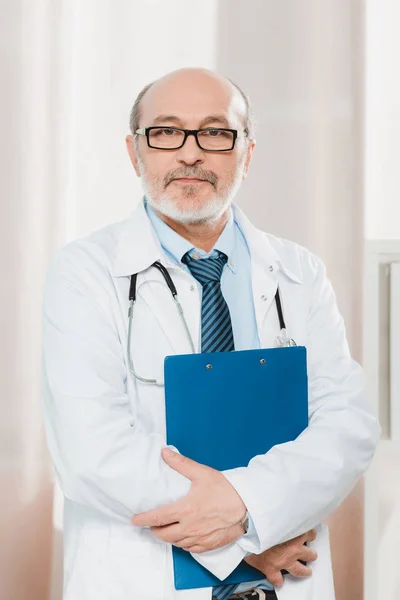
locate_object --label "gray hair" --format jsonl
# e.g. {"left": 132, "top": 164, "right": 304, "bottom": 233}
{"left": 129, "top": 76, "right": 256, "bottom": 142}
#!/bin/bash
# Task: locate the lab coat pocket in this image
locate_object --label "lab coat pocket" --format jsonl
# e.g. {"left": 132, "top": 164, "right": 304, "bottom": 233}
{"left": 63, "top": 521, "right": 117, "bottom": 600}
{"left": 107, "top": 533, "right": 168, "bottom": 599}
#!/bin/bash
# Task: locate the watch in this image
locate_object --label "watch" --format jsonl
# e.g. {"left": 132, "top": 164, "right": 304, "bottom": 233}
{"left": 240, "top": 510, "right": 249, "bottom": 535}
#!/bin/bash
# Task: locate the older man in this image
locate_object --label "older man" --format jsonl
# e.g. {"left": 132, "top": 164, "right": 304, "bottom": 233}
{"left": 42, "top": 68, "right": 379, "bottom": 600}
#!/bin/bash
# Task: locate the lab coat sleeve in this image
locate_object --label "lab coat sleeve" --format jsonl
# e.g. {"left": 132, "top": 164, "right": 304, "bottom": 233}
{"left": 222, "top": 254, "right": 381, "bottom": 555}
{"left": 42, "top": 247, "right": 245, "bottom": 581}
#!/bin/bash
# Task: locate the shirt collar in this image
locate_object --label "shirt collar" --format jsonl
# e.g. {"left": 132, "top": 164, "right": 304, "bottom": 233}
{"left": 144, "top": 198, "right": 237, "bottom": 274}
{"left": 110, "top": 198, "right": 303, "bottom": 284}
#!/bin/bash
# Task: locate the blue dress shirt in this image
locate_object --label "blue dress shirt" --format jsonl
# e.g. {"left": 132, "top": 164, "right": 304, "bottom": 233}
{"left": 144, "top": 198, "right": 274, "bottom": 593}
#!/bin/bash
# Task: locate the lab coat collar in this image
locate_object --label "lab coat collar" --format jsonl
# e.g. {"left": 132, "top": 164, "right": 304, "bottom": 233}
{"left": 111, "top": 198, "right": 174, "bottom": 277}
{"left": 110, "top": 197, "right": 303, "bottom": 285}
{"left": 232, "top": 204, "right": 303, "bottom": 284}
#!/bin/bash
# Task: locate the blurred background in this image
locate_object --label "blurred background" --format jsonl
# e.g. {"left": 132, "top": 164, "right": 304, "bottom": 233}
{"left": 1, "top": 0, "right": 399, "bottom": 599}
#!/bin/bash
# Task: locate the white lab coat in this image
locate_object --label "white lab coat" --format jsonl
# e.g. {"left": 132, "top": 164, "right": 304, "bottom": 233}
{"left": 42, "top": 199, "right": 379, "bottom": 600}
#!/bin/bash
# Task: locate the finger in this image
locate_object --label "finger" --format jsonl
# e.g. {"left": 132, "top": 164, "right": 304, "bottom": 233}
{"left": 297, "top": 546, "right": 318, "bottom": 563}
{"left": 177, "top": 525, "right": 240, "bottom": 553}
{"left": 243, "top": 554, "right": 263, "bottom": 571}
{"left": 244, "top": 556, "right": 278, "bottom": 584}
{"left": 266, "top": 571, "right": 284, "bottom": 587}
{"left": 183, "top": 543, "right": 210, "bottom": 554}
{"left": 185, "top": 541, "right": 236, "bottom": 554}
{"left": 131, "top": 501, "right": 183, "bottom": 527}
{"left": 304, "top": 528, "right": 317, "bottom": 543}
{"left": 174, "top": 536, "right": 218, "bottom": 551}
{"left": 150, "top": 523, "right": 184, "bottom": 544}
{"left": 287, "top": 561, "right": 313, "bottom": 578}
{"left": 161, "top": 448, "right": 208, "bottom": 480}
{"left": 173, "top": 536, "right": 198, "bottom": 550}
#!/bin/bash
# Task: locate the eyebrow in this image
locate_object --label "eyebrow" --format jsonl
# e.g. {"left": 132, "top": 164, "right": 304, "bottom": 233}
{"left": 151, "top": 114, "right": 232, "bottom": 128}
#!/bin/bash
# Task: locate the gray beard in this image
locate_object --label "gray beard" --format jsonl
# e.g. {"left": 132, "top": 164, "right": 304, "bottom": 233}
{"left": 143, "top": 189, "right": 231, "bottom": 224}
{"left": 136, "top": 151, "right": 246, "bottom": 224}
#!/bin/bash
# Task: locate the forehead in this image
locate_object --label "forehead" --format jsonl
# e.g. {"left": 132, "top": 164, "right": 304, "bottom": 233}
{"left": 139, "top": 73, "right": 246, "bottom": 127}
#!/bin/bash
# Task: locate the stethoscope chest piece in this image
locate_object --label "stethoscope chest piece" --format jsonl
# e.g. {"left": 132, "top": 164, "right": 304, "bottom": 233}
{"left": 275, "top": 328, "right": 297, "bottom": 348}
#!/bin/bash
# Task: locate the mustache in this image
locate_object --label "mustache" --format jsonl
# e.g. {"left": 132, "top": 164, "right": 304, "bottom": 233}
{"left": 164, "top": 167, "right": 218, "bottom": 187}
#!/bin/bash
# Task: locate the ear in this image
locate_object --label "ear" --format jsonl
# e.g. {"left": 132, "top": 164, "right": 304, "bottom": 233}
{"left": 242, "top": 139, "right": 256, "bottom": 181}
{"left": 125, "top": 135, "right": 141, "bottom": 177}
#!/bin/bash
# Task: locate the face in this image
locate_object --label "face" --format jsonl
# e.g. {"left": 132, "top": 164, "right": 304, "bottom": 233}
{"left": 126, "top": 70, "right": 256, "bottom": 224}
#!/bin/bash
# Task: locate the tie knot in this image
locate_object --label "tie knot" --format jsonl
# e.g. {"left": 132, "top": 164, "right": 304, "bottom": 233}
{"left": 182, "top": 251, "right": 228, "bottom": 287}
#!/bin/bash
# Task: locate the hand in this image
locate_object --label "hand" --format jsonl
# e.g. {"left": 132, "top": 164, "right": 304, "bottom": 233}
{"left": 131, "top": 448, "right": 247, "bottom": 553}
{"left": 244, "top": 529, "right": 318, "bottom": 587}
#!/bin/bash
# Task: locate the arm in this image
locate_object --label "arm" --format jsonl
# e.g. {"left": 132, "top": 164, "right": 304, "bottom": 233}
{"left": 42, "top": 249, "right": 190, "bottom": 519}
{"left": 223, "top": 255, "right": 380, "bottom": 555}
{"left": 42, "top": 247, "right": 245, "bottom": 578}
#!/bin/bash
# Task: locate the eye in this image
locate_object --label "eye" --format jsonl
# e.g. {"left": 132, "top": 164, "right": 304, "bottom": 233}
{"left": 150, "top": 127, "right": 179, "bottom": 136}
{"left": 161, "top": 128, "right": 176, "bottom": 135}
{"left": 200, "top": 128, "right": 231, "bottom": 138}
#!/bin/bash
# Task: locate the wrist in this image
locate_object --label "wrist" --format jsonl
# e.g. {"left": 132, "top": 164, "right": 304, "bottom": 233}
{"left": 239, "top": 509, "right": 250, "bottom": 535}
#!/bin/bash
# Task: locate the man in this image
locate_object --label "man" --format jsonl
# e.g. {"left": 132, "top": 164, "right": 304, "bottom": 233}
{"left": 42, "top": 68, "right": 379, "bottom": 600}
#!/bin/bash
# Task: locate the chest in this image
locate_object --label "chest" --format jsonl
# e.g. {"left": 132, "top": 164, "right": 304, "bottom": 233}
{"left": 110, "top": 263, "right": 310, "bottom": 435}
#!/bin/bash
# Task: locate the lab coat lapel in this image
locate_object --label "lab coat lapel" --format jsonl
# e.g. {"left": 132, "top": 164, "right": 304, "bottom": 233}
{"left": 137, "top": 264, "right": 200, "bottom": 357}
{"left": 112, "top": 199, "right": 302, "bottom": 357}
{"left": 233, "top": 206, "right": 280, "bottom": 344}
{"left": 111, "top": 199, "right": 166, "bottom": 278}
{"left": 111, "top": 199, "right": 199, "bottom": 357}
{"left": 250, "top": 252, "right": 279, "bottom": 344}
{"left": 233, "top": 204, "right": 303, "bottom": 347}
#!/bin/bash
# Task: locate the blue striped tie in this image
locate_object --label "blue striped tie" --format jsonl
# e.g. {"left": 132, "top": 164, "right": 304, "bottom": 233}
{"left": 182, "top": 251, "right": 234, "bottom": 353}
{"left": 183, "top": 250, "right": 239, "bottom": 599}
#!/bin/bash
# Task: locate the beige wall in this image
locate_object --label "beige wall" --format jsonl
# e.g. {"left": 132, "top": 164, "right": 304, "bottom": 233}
{"left": 217, "top": 1, "right": 366, "bottom": 599}
{"left": 364, "top": 1, "right": 400, "bottom": 598}
{"left": 365, "top": 0, "right": 400, "bottom": 240}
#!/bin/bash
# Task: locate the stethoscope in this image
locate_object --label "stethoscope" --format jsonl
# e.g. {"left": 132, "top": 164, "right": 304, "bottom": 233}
{"left": 127, "top": 261, "right": 297, "bottom": 385}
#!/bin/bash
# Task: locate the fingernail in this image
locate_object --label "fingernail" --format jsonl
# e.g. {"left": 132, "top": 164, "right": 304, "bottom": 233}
{"left": 163, "top": 448, "right": 175, "bottom": 457}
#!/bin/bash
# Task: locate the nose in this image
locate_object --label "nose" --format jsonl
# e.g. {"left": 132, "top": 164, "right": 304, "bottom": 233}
{"left": 175, "top": 132, "right": 204, "bottom": 166}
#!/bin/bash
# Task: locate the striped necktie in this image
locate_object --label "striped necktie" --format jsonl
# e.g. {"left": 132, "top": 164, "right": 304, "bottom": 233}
{"left": 183, "top": 250, "right": 239, "bottom": 599}
{"left": 182, "top": 250, "right": 234, "bottom": 353}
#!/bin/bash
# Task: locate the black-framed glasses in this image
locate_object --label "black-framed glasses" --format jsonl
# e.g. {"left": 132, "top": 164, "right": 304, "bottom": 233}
{"left": 135, "top": 126, "right": 248, "bottom": 151}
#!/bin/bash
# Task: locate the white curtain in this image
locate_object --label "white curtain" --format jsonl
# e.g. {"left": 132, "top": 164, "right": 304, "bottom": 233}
{"left": 1, "top": 1, "right": 365, "bottom": 599}
{"left": 1, "top": 1, "right": 57, "bottom": 598}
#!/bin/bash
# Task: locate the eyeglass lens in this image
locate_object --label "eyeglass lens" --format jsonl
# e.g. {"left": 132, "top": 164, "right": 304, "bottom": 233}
{"left": 148, "top": 127, "right": 234, "bottom": 150}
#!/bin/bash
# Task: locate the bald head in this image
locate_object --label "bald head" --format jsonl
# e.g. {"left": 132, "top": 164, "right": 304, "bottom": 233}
{"left": 129, "top": 68, "right": 255, "bottom": 140}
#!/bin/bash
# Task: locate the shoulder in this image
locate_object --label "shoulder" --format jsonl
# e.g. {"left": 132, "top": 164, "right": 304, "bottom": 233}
{"left": 43, "top": 216, "right": 127, "bottom": 294}
{"left": 262, "top": 230, "right": 327, "bottom": 286}
{"left": 234, "top": 204, "right": 326, "bottom": 285}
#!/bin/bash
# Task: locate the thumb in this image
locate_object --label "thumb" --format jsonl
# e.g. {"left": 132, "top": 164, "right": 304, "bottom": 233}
{"left": 162, "top": 447, "right": 204, "bottom": 479}
{"left": 244, "top": 554, "right": 259, "bottom": 568}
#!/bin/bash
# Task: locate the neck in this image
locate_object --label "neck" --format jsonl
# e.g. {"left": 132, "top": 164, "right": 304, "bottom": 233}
{"left": 152, "top": 208, "right": 230, "bottom": 253}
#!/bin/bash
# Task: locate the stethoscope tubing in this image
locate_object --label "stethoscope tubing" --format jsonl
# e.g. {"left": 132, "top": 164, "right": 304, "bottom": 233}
{"left": 127, "top": 260, "right": 295, "bottom": 385}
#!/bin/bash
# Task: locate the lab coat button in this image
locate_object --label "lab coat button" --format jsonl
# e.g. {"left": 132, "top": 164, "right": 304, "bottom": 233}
{"left": 190, "top": 285, "right": 195, "bottom": 291}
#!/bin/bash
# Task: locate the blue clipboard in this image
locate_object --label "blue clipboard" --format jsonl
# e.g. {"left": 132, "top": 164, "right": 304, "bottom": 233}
{"left": 164, "top": 345, "right": 308, "bottom": 590}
